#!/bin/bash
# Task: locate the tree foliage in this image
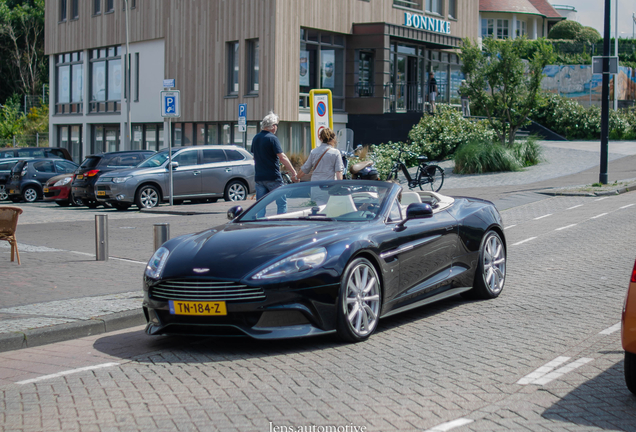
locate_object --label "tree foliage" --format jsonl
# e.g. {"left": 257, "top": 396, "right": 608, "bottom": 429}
{"left": 459, "top": 37, "right": 555, "bottom": 146}
{"left": 0, "top": 0, "right": 46, "bottom": 103}
{"left": 547, "top": 20, "right": 583, "bottom": 40}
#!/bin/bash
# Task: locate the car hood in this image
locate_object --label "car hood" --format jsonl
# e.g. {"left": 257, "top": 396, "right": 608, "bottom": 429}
{"left": 45, "top": 174, "right": 73, "bottom": 187}
{"left": 160, "top": 222, "right": 357, "bottom": 281}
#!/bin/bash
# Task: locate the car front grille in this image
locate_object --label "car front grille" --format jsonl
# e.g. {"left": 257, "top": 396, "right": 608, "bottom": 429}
{"left": 150, "top": 279, "right": 266, "bottom": 302}
{"left": 96, "top": 185, "right": 111, "bottom": 191}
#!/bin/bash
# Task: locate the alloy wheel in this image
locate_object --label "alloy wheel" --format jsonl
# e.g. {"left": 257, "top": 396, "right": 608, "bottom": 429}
{"left": 0, "top": 186, "right": 7, "bottom": 201}
{"left": 23, "top": 187, "right": 38, "bottom": 203}
{"left": 344, "top": 262, "right": 381, "bottom": 337}
{"left": 227, "top": 183, "right": 247, "bottom": 201}
{"left": 140, "top": 187, "right": 159, "bottom": 208}
{"left": 482, "top": 233, "right": 506, "bottom": 295}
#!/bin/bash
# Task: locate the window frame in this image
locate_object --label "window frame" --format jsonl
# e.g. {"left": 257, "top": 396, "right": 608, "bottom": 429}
{"left": 55, "top": 51, "right": 84, "bottom": 115}
{"left": 448, "top": 0, "right": 457, "bottom": 19}
{"left": 227, "top": 41, "right": 240, "bottom": 96}
{"left": 497, "top": 19, "right": 509, "bottom": 39}
{"left": 106, "top": 0, "right": 114, "bottom": 13}
{"left": 246, "top": 39, "right": 259, "bottom": 95}
{"left": 59, "top": 0, "right": 67, "bottom": 22}
{"left": 89, "top": 46, "right": 123, "bottom": 114}
{"left": 425, "top": 0, "right": 442, "bottom": 15}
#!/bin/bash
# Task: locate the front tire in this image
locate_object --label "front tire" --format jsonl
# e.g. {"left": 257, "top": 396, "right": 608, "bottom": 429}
{"left": 464, "top": 230, "right": 506, "bottom": 299}
{"left": 625, "top": 351, "right": 636, "bottom": 395}
{"left": 22, "top": 186, "right": 39, "bottom": 203}
{"left": 0, "top": 186, "right": 7, "bottom": 201}
{"left": 224, "top": 180, "right": 247, "bottom": 201}
{"left": 336, "top": 258, "right": 382, "bottom": 343}
{"left": 136, "top": 185, "right": 160, "bottom": 209}
{"left": 418, "top": 165, "right": 444, "bottom": 192}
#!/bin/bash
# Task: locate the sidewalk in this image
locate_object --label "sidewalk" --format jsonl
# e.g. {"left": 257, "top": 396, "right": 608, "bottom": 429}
{"left": 1, "top": 140, "right": 635, "bottom": 352}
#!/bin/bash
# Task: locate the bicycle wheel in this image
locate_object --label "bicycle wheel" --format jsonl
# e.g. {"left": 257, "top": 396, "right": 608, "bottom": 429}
{"left": 385, "top": 169, "right": 398, "bottom": 182}
{"left": 418, "top": 165, "right": 444, "bottom": 192}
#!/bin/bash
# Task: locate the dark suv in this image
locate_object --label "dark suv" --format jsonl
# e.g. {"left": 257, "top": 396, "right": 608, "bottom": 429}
{"left": 72, "top": 150, "right": 155, "bottom": 208}
{"left": 0, "top": 147, "right": 73, "bottom": 161}
{"left": 0, "top": 158, "right": 33, "bottom": 201}
{"left": 6, "top": 158, "right": 79, "bottom": 203}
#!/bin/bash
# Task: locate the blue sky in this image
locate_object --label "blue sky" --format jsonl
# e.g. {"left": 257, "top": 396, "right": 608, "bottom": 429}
{"left": 564, "top": 0, "right": 635, "bottom": 38}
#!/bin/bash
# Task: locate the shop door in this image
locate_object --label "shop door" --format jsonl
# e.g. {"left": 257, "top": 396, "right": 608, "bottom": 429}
{"left": 395, "top": 54, "right": 407, "bottom": 112}
{"left": 407, "top": 57, "right": 420, "bottom": 111}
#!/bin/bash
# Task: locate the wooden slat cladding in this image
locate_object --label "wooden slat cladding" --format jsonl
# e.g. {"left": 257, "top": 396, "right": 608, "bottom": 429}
{"left": 46, "top": 0, "right": 478, "bottom": 122}
{"left": 45, "top": 0, "right": 164, "bottom": 54}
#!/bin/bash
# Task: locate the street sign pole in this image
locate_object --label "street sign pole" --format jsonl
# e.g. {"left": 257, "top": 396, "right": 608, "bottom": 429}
{"left": 238, "top": 103, "right": 247, "bottom": 149}
{"left": 168, "top": 116, "right": 173, "bottom": 206}
{"left": 161, "top": 82, "right": 179, "bottom": 205}
{"left": 600, "top": 0, "right": 611, "bottom": 184}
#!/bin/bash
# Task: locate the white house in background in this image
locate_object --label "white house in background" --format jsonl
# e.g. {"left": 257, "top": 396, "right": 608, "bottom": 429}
{"left": 479, "top": 0, "right": 565, "bottom": 41}
{"left": 550, "top": 4, "right": 577, "bottom": 21}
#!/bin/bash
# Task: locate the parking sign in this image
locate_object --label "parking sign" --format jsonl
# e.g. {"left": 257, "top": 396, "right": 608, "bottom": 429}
{"left": 161, "top": 91, "right": 181, "bottom": 117}
{"left": 238, "top": 103, "right": 247, "bottom": 125}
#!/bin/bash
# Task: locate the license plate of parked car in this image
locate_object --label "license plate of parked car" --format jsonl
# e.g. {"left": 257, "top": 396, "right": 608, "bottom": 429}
{"left": 43, "top": 188, "right": 49, "bottom": 193}
{"left": 169, "top": 300, "right": 227, "bottom": 316}
{"left": 97, "top": 191, "right": 105, "bottom": 196}
{"left": 9, "top": 190, "right": 15, "bottom": 194}
{"left": 76, "top": 175, "right": 84, "bottom": 179}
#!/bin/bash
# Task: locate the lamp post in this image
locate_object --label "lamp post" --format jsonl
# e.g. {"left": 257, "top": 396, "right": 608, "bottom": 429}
{"left": 599, "top": 0, "right": 611, "bottom": 184}
{"left": 125, "top": 0, "right": 132, "bottom": 149}
{"left": 613, "top": 0, "right": 618, "bottom": 111}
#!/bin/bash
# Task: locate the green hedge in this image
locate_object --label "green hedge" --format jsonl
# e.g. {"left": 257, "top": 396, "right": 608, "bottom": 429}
{"left": 453, "top": 137, "right": 543, "bottom": 174}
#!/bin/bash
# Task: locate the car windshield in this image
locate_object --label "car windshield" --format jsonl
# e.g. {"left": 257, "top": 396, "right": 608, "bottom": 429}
{"left": 80, "top": 156, "right": 101, "bottom": 169}
{"left": 137, "top": 149, "right": 177, "bottom": 168}
{"left": 237, "top": 181, "right": 392, "bottom": 222}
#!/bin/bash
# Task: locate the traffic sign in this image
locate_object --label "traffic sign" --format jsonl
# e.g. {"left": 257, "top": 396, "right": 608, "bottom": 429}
{"left": 163, "top": 79, "right": 175, "bottom": 88}
{"left": 238, "top": 103, "right": 247, "bottom": 125}
{"left": 161, "top": 91, "right": 181, "bottom": 117}
{"left": 238, "top": 124, "right": 247, "bottom": 132}
{"left": 309, "top": 89, "right": 333, "bottom": 149}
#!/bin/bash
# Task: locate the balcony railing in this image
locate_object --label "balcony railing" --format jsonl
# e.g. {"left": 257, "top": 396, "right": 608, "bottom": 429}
{"left": 383, "top": 82, "right": 447, "bottom": 113}
{"left": 354, "top": 83, "right": 375, "bottom": 97}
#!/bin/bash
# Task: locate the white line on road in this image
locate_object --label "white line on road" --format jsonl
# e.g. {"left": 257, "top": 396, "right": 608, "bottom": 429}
{"left": 533, "top": 214, "right": 552, "bottom": 220}
{"left": 595, "top": 197, "right": 610, "bottom": 201}
{"left": 532, "top": 358, "right": 593, "bottom": 385}
{"left": 68, "top": 251, "right": 146, "bottom": 265}
{"left": 567, "top": 204, "right": 583, "bottom": 210}
{"left": 512, "top": 237, "right": 537, "bottom": 246}
{"left": 517, "top": 356, "right": 570, "bottom": 385}
{"left": 620, "top": 204, "right": 635, "bottom": 209}
{"left": 599, "top": 322, "right": 621, "bottom": 335}
{"left": 555, "top": 224, "right": 578, "bottom": 231}
{"left": 591, "top": 213, "right": 608, "bottom": 219}
{"left": 504, "top": 225, "right": 516, "bottom": 230}
{"left": 424, "top": 418, "right": 474, "bottom": 432}
{"left": 17, "top": 362, "right": 120, "bottom": 385}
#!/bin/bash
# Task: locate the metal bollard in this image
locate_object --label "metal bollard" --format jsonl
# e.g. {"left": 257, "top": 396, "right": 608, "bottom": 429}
{"left": 154, "top": 223, "right": 170, "bottom": 251}
{"left": 95, "top": 215, "right": 109, "bottom": 261}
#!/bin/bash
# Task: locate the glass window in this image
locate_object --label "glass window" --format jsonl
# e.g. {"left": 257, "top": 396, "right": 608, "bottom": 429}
{"left": 247, "top": 39, "right": 259, "bottom": 93}
{"left": 448, "top": 0, "right": 456, "bottom": 19}
{"left": 56, "top": 51, "right": 83, "bottom": 113}
{"left": 516, "top": 20, "right": 526, "bottom": 37}
{"left": 106, "top": 127, "right": 119, "bottom": 152}
{"left": 173, "top": 150, "right": 198, "bottom": 167}
{"left": 227, "top": 41, "right": 239, "bottom": 95}
{"left": 388, "top": 199, "right": 402, "bottom": 222}
{"left": 70, "top": 125, "right": 81, "bottom": 162}
{"left": 56, "top": 160, "right": 78, "bottom": 174}
{"left": 108, "top": 58, "right": 122, "bottom": 100}
{"left": 225, "top": 150, "right": 246, "bottom": 161}
{"left": 72, "top": 0, "right": 79, "bottom": 19}
{"left": 145, "top": 124, "right": 157, "bottom": 150}
{"left": 71, "top": 64, "right": 83, "bottom": 103}
{"left": 106, "top": 0, "right": 113, "bottom": 12}
{"left": 134, "top": 52, "right": 139, "bottom": 102}
{"left": 94, "top": 0, "right": 101, "bottom": 14}
{"left": 482, "top": 19, "right": 494, "bottom": 38}
{"left": 93, "top": 125, "right": 104, "bottom": 153}
{"left": 201, "top": 149, "right": 227, "bottom": 164}
{"left": 299, "top": 29, "right": 345, "bottom": 110}
{"left": 196, "top": 124, "right": 205, "bottom": 145}
{"left": 221, "top": 123, "right": 232, "bottom": 144}
{"left": 132, "top": 125, "right": 143, "bottom": 150}
{"left": 183, "top": 123, "right": 193, "bottom": 146}
{"left": 60, "top": 0, "right": 67, "bottom": 21}
{"left": 91, "top": 61, "right": 106, "bottom": 101}
{"left": 426, "top": 0, "right": 442, "bottom": 14}
{"left": 497, "top": 19, "right": 509, "bottom": 39}
{"left": 34, "top": 161, "right": 55, "bottom": 173}
{"left": 90, "top": 46, "right": 122, "bottom": 112}
{"left": 206, "top": 124, "right": 218, "bottom": 144}
{"left": 58, "top": 65, "right": 70, "bottom": 103}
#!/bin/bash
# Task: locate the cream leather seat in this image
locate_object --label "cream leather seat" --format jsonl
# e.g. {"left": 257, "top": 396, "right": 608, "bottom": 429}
{"left": 401, "top": 191, "right": 422, "bottom": 206}
{"left": 325, "top": 195, "right": 357, "bottom": 218}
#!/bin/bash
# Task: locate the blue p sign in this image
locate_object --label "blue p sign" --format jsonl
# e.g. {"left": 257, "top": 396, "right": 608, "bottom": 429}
{"left": 161, "top": 90, "right": 180, "bottom": 117}
{"left": 238, "top": 103, "right": 247, "bottom": 118}
{"left": 166, "top": 97, "right": 175, "bottom": 113}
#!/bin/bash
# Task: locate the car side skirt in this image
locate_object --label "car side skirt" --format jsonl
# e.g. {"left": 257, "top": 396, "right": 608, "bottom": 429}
{"left": 381, "top": 286, "right": 472, "bottom": 319}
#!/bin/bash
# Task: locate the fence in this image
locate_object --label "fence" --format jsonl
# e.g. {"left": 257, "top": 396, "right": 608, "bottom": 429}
{"left": 0, "top": 134, "right": 49, "bottom": 149}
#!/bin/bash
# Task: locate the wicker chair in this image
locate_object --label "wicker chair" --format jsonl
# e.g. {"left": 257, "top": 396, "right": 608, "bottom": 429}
{"left": 0, "top": 206, "right": 23, "bottom": 265}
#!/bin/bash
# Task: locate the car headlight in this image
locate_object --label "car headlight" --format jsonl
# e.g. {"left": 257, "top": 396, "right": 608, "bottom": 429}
{"left": 54, "top": 177, "right": 72, "bottom": 186}
{"left": 113, "top": 176, "right": 132, "bottom": 183}
{"left": 145, "top": 247, "right": 170, "bottom": 279}
{"left": 251, "top": 247, "right": 327, "bottom": 280}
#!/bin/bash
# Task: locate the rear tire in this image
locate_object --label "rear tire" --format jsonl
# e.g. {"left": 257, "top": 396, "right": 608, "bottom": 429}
{"left": 224, "top": 180, "right": 247, "bottom": 201}
{"left": 22, "top": 186, "right": 39, "bottom": 203}
{"left": 336, "top": 258, "right": 382, "bottom": 343}
{"left": 0, "top": 186, "right": 7, "bottom": 201}
{"left": 418, "top": 165, "right": 444, "bottom": 192}
{"left": 463, "top": 230, "right": 506, "bottom": 300}
{"left": 136, "top": 185, "right": 160, "bottom": 209}
{"left": 625, "top": 351, "right": 636, "bottom": 395}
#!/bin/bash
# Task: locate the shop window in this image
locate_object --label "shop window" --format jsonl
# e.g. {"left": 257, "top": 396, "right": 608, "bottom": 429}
{"left": 89, "top": 46, "right": 122, "bottom": 113}
{"left": 56, "top": 51, "right": 83, "bottom": 115}
{"left": 206, "top": 124, "right": 219, "bottom": 144}
{"left": 227, "top": 42, "right": 239, "bottom": 95}
{"left": 246, "top": 39, "right": 259, "bottom": 94}
{"left": 92, "top": 125, "right": 120, "bottom": 153}
{"left": 357, "top": 51, "right": 374, "bottom": 97}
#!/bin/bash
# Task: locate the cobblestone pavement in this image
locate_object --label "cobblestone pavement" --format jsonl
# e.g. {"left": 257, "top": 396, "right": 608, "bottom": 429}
{"left": 0, "top": 192, "right": 635, "bottom": 431}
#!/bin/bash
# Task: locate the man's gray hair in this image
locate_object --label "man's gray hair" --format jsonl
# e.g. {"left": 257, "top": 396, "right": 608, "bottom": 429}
{"left": 261, "top": 111, "right": 279, "bottom": 130}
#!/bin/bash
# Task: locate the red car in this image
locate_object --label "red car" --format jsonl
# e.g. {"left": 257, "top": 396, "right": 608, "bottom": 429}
{"left": 622, "top": 258, "right": 636, "bottom": 394}
{"left": 43, "top": 173, "right": 80, "bottom": 206}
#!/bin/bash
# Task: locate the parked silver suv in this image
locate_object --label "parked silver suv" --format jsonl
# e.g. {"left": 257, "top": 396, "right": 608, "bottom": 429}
{"left": 94, "top": 145, "right": 255, "bottom": 210}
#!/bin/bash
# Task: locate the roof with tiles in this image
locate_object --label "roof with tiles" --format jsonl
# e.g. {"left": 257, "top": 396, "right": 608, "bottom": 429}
{"left": 479, "top": 0, "right": 543, "bottom": 16}
{"left": 526, "top": 0, "right": 564, "bottom": 19}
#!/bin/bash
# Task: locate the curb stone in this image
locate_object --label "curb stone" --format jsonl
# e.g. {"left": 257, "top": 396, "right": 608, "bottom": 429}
{"left": 0, "top": 310, "right": 146, "bottom": 353}
{"left": 536, "top": 183, "right": 636, "bottom": 197}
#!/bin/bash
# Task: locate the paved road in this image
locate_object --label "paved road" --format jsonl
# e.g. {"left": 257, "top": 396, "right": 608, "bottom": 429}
{"left": 0, "top": 191, "right": 635, "bottom": 431}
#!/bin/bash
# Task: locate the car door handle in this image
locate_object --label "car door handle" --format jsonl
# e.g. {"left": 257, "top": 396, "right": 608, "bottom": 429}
{"left": 225, "top": 168, "right": 232, "bottom": 172}
{"left": 446, "top": 225, "right": 457, "bottom": 231}
{"left": 193, "top": 171, "right": 201, "bottom": 175}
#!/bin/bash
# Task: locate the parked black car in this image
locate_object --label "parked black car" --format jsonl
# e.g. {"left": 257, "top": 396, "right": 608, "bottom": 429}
{"left": 6, "top": 158, "right": 79, "bottom": 203}
{"left": 0, "top": 158, "right": 33, "bottom": 201}
{"left": 71, "top": 150, "right": 155, "bottom": 209}
{"left": 0, "top": 147, "right": 73, "bottom": 161}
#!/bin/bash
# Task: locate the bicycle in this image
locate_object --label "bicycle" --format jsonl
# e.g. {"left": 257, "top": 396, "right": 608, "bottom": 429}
{"left": 385, "top": 147, "right": 444, "bottom": 192}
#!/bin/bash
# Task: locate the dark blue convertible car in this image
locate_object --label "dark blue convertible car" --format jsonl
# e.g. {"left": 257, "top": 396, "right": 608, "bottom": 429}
{"left": 143, "top": 180, "right": 506, "bottom": 343}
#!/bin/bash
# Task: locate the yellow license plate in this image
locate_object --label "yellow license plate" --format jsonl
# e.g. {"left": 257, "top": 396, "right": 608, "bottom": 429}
{"left": 169, "top": 300, "right": 227, "bottom": 316}
{"left": 43, "top": 187, "right": 49, "bottom": 193}
{"left": 9, "top": 190, "right": 15, "bottom": 194}
{"left": 76, "top": 175, "right": 84, "bottom": 179}
{"left": 97, "top": 191, "right": 106, "bottom": 196}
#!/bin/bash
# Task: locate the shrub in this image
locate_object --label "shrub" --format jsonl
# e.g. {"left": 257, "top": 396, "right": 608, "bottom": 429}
{"left": 512, "top": 136, "right": 543, "bottom": 167}
{"left": 368, "top": 141, "right": 423, "bottom": 180}
{"left": 548, "top": 20, "right": 583, "bottom": 40}
{"left": 453, "top": 139, "right": 522, "bottom": 174}
{"left": 407, "top": 104, "right": 496, "bottom": 160}
{"left": 576, "top": 27, "right": 602, "bottom": 44}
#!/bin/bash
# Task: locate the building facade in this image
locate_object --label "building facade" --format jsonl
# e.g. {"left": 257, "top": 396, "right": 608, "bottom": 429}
{"left": 479, "top": 0, "right": 564, "bottom": 41}
{"left": 46, "top": 0, "right": 479, "bottom": 162}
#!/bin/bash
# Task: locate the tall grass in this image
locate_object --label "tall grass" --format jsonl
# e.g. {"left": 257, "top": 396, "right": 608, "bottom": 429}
{"left": 453, "top": 136, "right": 543, "bottom": 174}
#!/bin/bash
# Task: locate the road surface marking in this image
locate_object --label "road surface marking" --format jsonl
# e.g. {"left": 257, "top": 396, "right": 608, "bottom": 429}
{"left": 591, "top": 213, "right": 608, "bottom": 219}
{"left": 504, "top": 225, "right": 516, "bottom": 230}
{"left": 555, "top": 224, "right": 577, "bottom": 231}
{"left": 567, "top": 204, "right": 583, "bottom": 210}
{"left": 533, "top": 214, "right": 552, "bottom": 220}
{"left": 110, "top": 257, "right": 147, "bottom": 265}
{"left": 424, "top": 418, "right": 474, "bottom": 432}
{"left": 599, "top": 322, "right": 621, "bottom": 335}
{"left": 595, "top": 197, "right": 609, "bottom": 201}
{"left": 512, "top": 237, "right": 537, "bottom": 246}
{"left": 17, "top": 362, "right": 120, "bottom": 385}
{"left": 532, "top": 358, "right": 593, "bottom": 385}
{"left": 620, "top": 204, "right": 635, "bottom": 209}
{"left": 517, "top": 356, "right": 570, "bottom": 385}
